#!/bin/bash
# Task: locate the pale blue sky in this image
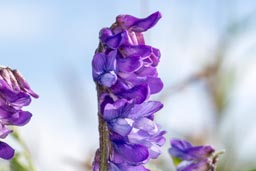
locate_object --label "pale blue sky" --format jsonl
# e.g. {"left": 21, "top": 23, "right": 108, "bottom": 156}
{"left": 0, "top": 1, "right": 255, "bottom": 171}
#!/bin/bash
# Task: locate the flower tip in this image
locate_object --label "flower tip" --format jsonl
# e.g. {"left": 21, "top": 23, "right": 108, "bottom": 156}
{"left": 0, "top": 142, "right": 15, "bottom": 160}
{"left": 30, "top": 91, "right": 39, "bottom": 98}
{"left": 152, "top": 11, "right": 162, "bottom": 20}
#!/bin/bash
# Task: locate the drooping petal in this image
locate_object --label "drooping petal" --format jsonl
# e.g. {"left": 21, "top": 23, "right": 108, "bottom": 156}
{"left": 116, "top": 11, "right": 162, "bottom": 32}
{"left": 6, "top": 111, "right": 32, "bottom": 126}
{"left": 113, "top": 142, "right": 149, "bottom": 164}
{"left": 0, "top": 141, "right": 14, "bottom": 160}
{"left": 0, "top": 84, "right": 31, "bottom": 108}
{"left": 12, "top": 70, "right": 39, "bottom": 98}
{"left": 146, "top": 77, "right": 163, "bottom": 94}
{"left": 128, "top": 101, "right": 163, "bottom": 119}
{"left": 10, "top": 93, "right": 31, "bottom": 108}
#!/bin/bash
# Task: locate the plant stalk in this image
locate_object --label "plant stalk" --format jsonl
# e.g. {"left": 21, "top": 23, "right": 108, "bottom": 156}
{"left": 97, "top": 85, "right": 109, "bottom": 171}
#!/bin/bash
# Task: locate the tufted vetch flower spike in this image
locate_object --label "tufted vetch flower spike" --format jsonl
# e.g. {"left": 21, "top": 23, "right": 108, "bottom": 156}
{"left": 169, "top": 139, "right": 224, "bottom": 171}
{"left": 92, "top": 11, "right": 165, "bottom": 171}
{"left": 0, "top": 66, "right": 38, "bottom": 160}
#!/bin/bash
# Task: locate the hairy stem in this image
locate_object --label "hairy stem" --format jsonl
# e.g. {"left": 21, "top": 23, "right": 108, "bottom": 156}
{"left": 97, "top": 85, "right": 109, "bottom": 171}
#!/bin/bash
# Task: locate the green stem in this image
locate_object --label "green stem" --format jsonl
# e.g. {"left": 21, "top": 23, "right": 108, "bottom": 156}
{"left": 11, "top": 129, "right": 36, "bottom": 171}
{"left": 97, "top": 85, "right": 110, "bottom": 171}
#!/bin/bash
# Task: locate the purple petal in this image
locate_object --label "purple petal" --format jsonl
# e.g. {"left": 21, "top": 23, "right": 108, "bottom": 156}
{"left": 99, "top": 72, "right": 117, "bottom": 87}
{"left": 7, "top": 111, "right": 32, "bottom": 126}
{"left": 133, "top": 118, "right": 158, "bottom": 134}
{"left": 109, "top": 118, "right": 132, "bottom": 136}
{"left": 186, "top": 146, "right": 215, "bottom": 160}
{"left": 108, "top": 162, "right": 122, "bottom": 171}
{"left": 10, "top": 93, "right": 31, "bottom": 109}
{"left": 113, "top": 142, "right": 149, "bottom": 163}
{"left": 148, "top": 144, "right": 161, "bottom": 159}
{"left": 135, "top": 32, "right": 145, "bottom": 45}
{"left": 120, "top": 45, "right": 152, "bottom": 58}
{"left": 12, "top": 70, "right": 39, "bottom": 98}
{"left": 99, "top": 28, "right": 113, "bottom": 43}
{"left": 129, "top": 101, "right": 163, "bottom": 119}
{"left": 104, "top": 32, "right": 124, "bottom": 49}
{"left": 93, "top": 51, "right": 117, "bottom": 73}
{"left": 171, "top": 139, "right": 193, "bottom": 150}
{"left": 103, "top": 99, "right": 128, "bottom": 121}
{"left": 93, "top": 51, "right": 117, "bottom": 86}
{"left": 0, "top": 83, "right": 31, "bottom": 108}
{"left": 136, "top": 66, "right": 157, "bottom": 77}
{"left": 0, "top": 103, "right": 19, "bottom": 119}
{"left": 177, "top": 160, "right": 210, "bottom": 171}
{"left": 150, "top": 47, "right": 161, "bottom": 66}
{"left": 0, "top": 124, "right": 12, "bottom": 138}
{"left": 106, "top": 50, "right": 118, "bottom": 70}
{"left": 116, "top": 11, "right": 162, "bottom": 32}
{"left": 92, "top": 53, "right": 107, "bottom": 75}
{"left": 146, "top": 77, "right": 163, "bottom": 94}
{"left": 151, "top": 130, "right": 166, "bottom": 146}
{"left": 111, "top": 79, "right": 130, "bottom": 94}
{"left": 169, "top": 139, "right": 193, "bottom": 160}
{"left": 117, "top": 84, "right": 149, "bottom": 104}
{"left": 0, "top": 141, "right": 14, "bottom": 160}
{"left": 117, "top": 55, "right": 143, "bottom": 73}
{"left": 169, "top": 139, "right": 215, "bottom": 161}
{"left": 111, "top": 162, "right": 150, "bottom": 171}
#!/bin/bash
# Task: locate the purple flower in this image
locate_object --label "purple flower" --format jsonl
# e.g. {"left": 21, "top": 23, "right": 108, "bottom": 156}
{"left": 92, "top": 11, "right": 163, "bottom": 101}
{"left": 92, "top": 11, "right": 164, "bottom": 171}
{"left": 0, "top": 66, "right": 38, "bottom": 160}
{"left": 96, "top": 94, "right": 165, "bottom": 169}
{"left": 169, "top": 139, "right": 218, "bottom": 171}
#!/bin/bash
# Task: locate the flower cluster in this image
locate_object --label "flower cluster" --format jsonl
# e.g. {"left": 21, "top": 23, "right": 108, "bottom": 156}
{"left": 0, "top": 66, "right": 38, "bottom": 160}
{"left": 92, "top": 11, "right": 165, "bottom": 171}
{"left": 169, "top": 139, "right": 223, "bottom": 171}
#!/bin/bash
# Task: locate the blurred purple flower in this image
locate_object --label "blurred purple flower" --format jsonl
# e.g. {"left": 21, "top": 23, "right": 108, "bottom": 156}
{"left": 0, "top": 66, "right": 38, "bottom": 160}
{"left": 169, "top": 139, "right": 217, "bottom": 171}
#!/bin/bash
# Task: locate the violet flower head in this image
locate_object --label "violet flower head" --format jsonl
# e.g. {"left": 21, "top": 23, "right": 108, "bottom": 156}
{"left": 92, "top": 11, "right": 163, "bottom": 103}
{"left": 0, "top": 66, "right": 38, "bottom": 160}
{"left": 169, "top": 139, "right": 224, "bottom": 171}
{"left": 92, "top": 11, "right": 165, "bottom": 171}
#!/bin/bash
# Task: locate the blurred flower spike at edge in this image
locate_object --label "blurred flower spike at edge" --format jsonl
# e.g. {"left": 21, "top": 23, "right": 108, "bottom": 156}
{"left": 169, "top": 139, "right": 225, "bottom": 171}
{"left": 92, "top": 11, "right": 166, "bottom": 171}
{"left": 0, "top": 66, "right": 38, "bottom": 160}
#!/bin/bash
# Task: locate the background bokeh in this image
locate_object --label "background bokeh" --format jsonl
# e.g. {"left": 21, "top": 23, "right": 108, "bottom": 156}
{"left": 0, "top": 0, "right": 256, "bottom": 171}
